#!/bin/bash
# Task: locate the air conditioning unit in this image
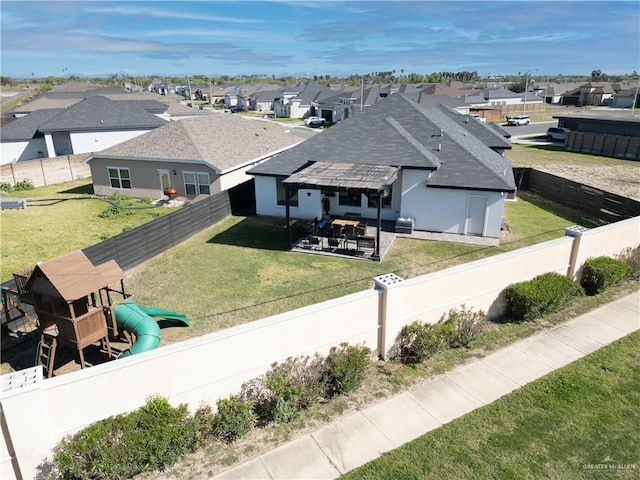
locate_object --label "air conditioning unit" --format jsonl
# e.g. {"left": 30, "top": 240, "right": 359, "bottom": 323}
{"left": 395, "top": 217, "right": 414, "bottom": 234}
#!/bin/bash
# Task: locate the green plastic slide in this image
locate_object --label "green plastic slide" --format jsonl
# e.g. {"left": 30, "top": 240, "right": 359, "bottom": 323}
{"left": 113, "top": 301, "right": 189, "bottom": 358}
{"left": 138, "top": 306, "right": 189, "bottom": 326}
{"left": 114, "top": 301, "right": 160, "bottom": 358}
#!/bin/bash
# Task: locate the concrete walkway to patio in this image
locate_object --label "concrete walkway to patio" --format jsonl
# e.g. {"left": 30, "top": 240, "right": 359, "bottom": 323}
{"left": 214, "top": 290, "right": 639, "bottom": 479}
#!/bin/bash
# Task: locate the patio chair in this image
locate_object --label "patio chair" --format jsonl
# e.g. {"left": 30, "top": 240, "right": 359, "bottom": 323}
{"left": 331, "top": 223, "right": 344, "bottom": 239}
{"left": 344, "top": 224, "right": 357, "bottom": 249}
{"left": 327, "top": 237, "right": 341, "bottom": 250}
{"left": 310, "top": 236, "right": 322, "bottom": 249}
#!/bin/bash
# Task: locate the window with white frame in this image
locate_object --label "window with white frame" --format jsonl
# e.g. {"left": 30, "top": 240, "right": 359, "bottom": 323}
{"left": 183, "top": 172, "right": 210, "bottom": 195}
{"left": 276, "top": 176, "right": 298, "bottom": 206}
{"left": 108, "top": 167, "right": 131, "bottom": 189}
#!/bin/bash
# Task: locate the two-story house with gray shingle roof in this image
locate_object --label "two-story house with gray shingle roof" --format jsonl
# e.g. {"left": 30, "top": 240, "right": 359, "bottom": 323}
{"left": 247, "top": 94, "right": 516, "bottom": 240}
{"left": 85, "top": 114, "right": 302, "bottom": 201}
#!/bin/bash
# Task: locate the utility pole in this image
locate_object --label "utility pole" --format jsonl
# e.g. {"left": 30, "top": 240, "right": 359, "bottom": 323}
{"left": 522, "top": 69, "right": 539, "bottom": 115}
{"left": 632, "top": 74, "right": 640, "bottom": 116}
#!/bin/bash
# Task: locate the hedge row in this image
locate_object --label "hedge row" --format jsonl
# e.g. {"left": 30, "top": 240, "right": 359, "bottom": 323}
{"left": 51, "top": 343, "right": 372, "bottom": 479}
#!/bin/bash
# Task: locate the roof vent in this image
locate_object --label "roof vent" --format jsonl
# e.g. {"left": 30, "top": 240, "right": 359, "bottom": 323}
{"left": 440, "top": 128, "right": 444, "bottom": 136}
{"left": 438, "top": 143, "right": 442, "bottom": 151}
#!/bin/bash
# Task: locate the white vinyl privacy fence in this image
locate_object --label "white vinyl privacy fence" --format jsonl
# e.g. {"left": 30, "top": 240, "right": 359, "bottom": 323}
{"left": 1, "top": 216, "right": 638, "bottom": 480}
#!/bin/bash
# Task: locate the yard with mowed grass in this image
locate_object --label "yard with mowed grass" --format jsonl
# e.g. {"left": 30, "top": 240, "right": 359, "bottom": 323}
{"left": 1, "top": 177, "right": 602, "bottom": 347}
{"left": 0, "top": 179, "right": 172, "bottom": 281}
{"left": 124, "top": 191, "right": 594, "bottom": 345}
{"left": 342, "top": 331, "right": 640, "bottom": 480}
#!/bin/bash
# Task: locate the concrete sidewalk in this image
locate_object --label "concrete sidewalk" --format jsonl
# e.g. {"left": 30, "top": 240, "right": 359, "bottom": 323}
{"left": 215, "top": 291, "right": 639, "bottom": 479}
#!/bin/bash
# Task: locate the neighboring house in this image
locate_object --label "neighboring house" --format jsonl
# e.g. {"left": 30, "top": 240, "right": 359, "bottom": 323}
{"left": 560, "top": 82, "right": 629, "bottom": 106}
{"left": 610, "top": 87, "right": 639, "bottom": 108}
{"left": 86, "top": 114, "right": 303, "bottom": 201}
{"left": 273, "top": 81, "right": 330, "bottom": 118}
{"left": 482, "top": 88, "right": 529, "bottom": 107}
{"left": 250, "top": 90, "right": 280, "bottom": 112}
{"left": 32, "top": 95, "right": 168, "bottom": 159}
{"left": 1, "top": 96, "right": 169, "bottom": 164}
{"left": 0, "top": 109, "right": 62, "bottom": 163}
{"left": 247, "top": 94, "right": 516, "bottom": 240}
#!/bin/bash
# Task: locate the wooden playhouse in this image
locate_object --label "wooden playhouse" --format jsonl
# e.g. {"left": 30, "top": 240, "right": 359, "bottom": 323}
{"left": 21, "top": 251, "right": 129, "bottom": 373}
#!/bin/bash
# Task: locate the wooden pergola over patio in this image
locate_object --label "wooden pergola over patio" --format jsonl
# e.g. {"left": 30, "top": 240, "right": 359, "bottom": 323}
{"left": 282, "top": 162, "right": 399, "bottom": 260}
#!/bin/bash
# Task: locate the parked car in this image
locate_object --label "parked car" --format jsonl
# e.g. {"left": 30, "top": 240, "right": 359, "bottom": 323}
{"left": 303, "top": 116, "right": 326, "bottom": 126}
{"left": 546, "top": 127, "right": 568, "bottom": 142}
{"left": 471, "top": 114, "right": 487, "bottom": 123}
{"left": 507, "top": 115, "right": 530, "bottom": 126}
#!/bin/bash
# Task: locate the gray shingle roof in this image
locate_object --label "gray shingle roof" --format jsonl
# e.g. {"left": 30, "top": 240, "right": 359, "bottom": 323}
{"left": 93, "top": 114, "right": 303, "bottom": 173}
{"left": 0, "top": 109, "right": 63, "bottom": 141}
{"left": 37, "top": 96, "right": 168, "bottom": 132}
{"left": 249, "top": 94, "right": 515, "bottom": 192}
{"left": 435, "top": 105, "right": 512, "bottom": 150}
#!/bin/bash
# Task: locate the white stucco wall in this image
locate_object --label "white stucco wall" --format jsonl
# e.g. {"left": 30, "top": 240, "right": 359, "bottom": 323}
{"left": 0, "top": 140, "right": 46, "bottom": 164}
{"left": 71, "top": 129, "right": 154, "bottom": 156}
{"left": 254, "top": 175, "right": 322, "bottom": 220}
{"left": 400, "top": 168, "right": 505, "bottom": 237}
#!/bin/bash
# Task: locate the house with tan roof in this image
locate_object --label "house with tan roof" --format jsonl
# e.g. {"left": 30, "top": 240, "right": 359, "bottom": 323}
{"left": 85, "top": 114, "right": 303, "bottom": 201}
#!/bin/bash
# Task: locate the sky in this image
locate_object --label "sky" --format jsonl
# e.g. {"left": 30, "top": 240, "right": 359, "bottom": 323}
{"left": 1, "top": 0, "right": 638, "bottom": 80}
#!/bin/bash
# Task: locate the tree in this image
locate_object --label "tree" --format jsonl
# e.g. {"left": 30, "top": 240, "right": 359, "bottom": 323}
{"left": 508, "top": 77, "right": 527, "bottom": 93}
{"left": 591, "top": 69, "right": 608, "bottom": 81}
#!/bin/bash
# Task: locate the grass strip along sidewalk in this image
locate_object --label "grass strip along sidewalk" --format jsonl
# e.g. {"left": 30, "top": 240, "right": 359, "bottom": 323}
{"left": 343, "top": 331, "right": 640, "bottom": 480}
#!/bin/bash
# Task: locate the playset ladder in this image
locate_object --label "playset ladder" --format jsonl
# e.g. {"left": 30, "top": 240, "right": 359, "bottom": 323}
{"left": 36, "top": 335, "right": 57, "bottom": 378}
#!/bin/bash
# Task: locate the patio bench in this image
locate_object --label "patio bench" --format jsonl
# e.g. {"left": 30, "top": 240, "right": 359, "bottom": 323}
{"left": 356, "top": 236, "right": 376, "bottom": 250}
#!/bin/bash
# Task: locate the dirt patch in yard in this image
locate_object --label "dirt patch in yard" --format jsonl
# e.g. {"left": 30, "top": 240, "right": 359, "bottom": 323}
{"left": 536, "top": 164, "right": 640, "bottom": 201}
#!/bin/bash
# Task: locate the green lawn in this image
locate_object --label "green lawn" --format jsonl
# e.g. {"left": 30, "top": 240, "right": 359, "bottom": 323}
{"left": 125, "top": 191, "right": 591, "bottom": 344}
{"left": 343, "top": 331, "right": 640, "bottom": 480}
{"left": 0, "top": 179, "right": 170, "bottom": 281}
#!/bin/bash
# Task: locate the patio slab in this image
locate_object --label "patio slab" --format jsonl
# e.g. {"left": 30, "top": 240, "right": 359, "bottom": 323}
{"left": 446, "top": 361, "right": 520, "bottom": 404}
{"left": 213, "top": 457, "right": 271, "bottom": 480}
{"left": 546, "top": 325, "right": 605, "bottom": 355}
{"left": 408, "top": 376, "right": 484, "bottom": 424}
{"left": 480, "top": 346, "right": 554, "bottom": 386}
{"left": 312, "top": 411, "right": 394, "bottom": 474}
{"left": 361, "top": 392, "right": 441, "bottom": 447}
{"left": 513, "top": 333, "right": 584, "bottom": 368}
{"left": 260, "top": 435, "right": 339, "bottom": 479}
{"left": 563, "top": 315, "right": 629, "bottom": 344}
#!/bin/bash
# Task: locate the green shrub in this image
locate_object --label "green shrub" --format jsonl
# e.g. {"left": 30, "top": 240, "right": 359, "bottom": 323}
{"left": 213, "top": 395, "right": 256, "bottom": 443}
{"left": 240, "top": 354, "right": 327, "bottom": 424}
{"left": 616, "top": 245, "right": 640, "bottom": 279}
{"left": 98, "top": 192, "right": 136, "bottom": 218}
{"left": 442, "top": 305, "right": 486, "bottom": 348}
{"left": 505, "top": 272, "right": 584, "bottom": 321}
{"left": 0, "top": 182, "right": 12, "bottom": 193}
{"left": 400, "top": 320, "right": 453, "bottom": 363}
{"left": 324, "top": 343, "right": 372, "bottom": 396}
{"left": 53, "top": 395, "right": 198, "bottom": 479}
{"left": 581, "top": 256, "right": 631, "bottom": 295}
{"left": 192, "top": 403, "right": 218, "bottom": 448}
{"left": 13, "top": 179, "right": 34, "bottom": 191}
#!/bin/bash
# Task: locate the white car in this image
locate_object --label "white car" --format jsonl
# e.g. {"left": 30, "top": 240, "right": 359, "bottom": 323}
{"left": 507, "top": 115, "right": 530, "bottom": 126}
{"left": 303, "top": 116, "right": 326, "bottom": 126}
